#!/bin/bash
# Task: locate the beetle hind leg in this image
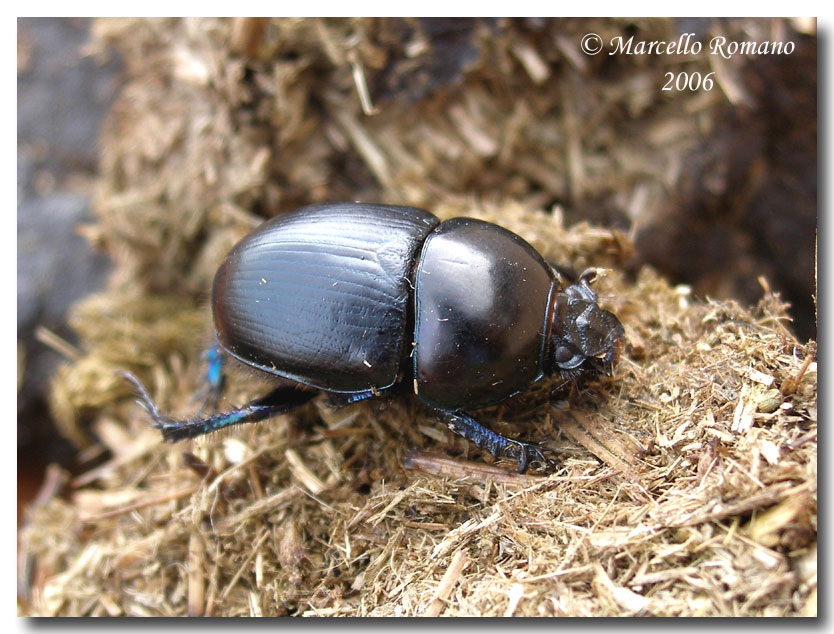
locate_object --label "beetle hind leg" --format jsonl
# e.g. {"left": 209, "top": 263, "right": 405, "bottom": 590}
{"left": 435, "top": 410, "right": 556, "bottom": 474}
{"left": 119, "top": 371, "right": 317, "bottom": 442}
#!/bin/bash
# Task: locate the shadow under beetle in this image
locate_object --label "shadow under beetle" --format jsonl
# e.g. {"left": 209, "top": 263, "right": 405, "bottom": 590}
{"left": 123, "top": 203, "right": 625, "bottom": 473}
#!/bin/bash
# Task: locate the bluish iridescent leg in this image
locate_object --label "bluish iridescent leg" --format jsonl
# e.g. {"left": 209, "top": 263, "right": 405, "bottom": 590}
{"left": 435, "top": 410, "right": 556, "bottom": 474}
{"left": 205, "top": 345, "right": 224, "bottom": 395}
{"left": 190, "top": 345, "right": 226, "bottom": 410}
{"left": 120, "top": 371, "right": 317, "bottom": 442}
{"left": 326, "top": 390, "right": 376, "bottom": 409}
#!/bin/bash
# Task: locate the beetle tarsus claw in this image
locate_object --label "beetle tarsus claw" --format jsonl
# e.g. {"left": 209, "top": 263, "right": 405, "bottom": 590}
{"left": 516, "top": 448, "right": 529, "bottom": 474}
{"left": 512, "top": 441, "right": 556, "bottom": 474}
{"left": 117, "top": 370, "right": 177, "bottom": 435}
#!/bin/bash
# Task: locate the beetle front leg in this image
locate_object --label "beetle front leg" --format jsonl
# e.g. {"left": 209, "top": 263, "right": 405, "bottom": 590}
{"left": 435, "top": 410, "right": 556, "bottom": 474}
{"left": 120, "top": 371, "right": 317, "bottom": 442}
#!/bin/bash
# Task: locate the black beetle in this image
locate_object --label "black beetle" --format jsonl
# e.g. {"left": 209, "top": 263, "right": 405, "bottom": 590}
{"left": 123, "top": 203, "right": 624, "bottom": 473}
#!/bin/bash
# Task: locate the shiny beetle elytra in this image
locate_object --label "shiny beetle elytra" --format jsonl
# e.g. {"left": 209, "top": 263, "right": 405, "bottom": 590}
{"left": 123, "top": 203, "right": 625, "bottom": 473}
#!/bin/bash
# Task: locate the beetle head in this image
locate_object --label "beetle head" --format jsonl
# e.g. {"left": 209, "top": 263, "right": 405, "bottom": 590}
{"left": 548, "top": 269, "right": 625, "bottom": 381}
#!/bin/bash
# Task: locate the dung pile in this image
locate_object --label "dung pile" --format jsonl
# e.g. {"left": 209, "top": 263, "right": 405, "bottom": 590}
{"left": 19, "top": 18, "right": 816, "bottom": 617}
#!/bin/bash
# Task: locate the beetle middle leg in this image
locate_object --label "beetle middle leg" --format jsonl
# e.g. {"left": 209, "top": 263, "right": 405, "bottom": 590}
{"left": 435, "top": 410, "right": 556, "bottom": 474}
{"left": 120, "top": 371, "right": 317, "bottom": 442}
{"left": 326, "top": 390, "right": 377, "bottom": 410}
{"left": 189, "top": 344, "right": 226, "bottom": 411}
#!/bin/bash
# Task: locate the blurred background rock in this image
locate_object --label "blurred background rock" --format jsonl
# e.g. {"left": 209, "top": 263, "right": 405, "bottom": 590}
{"left": 17, "top": 18, "right": 120, "bottom": 512}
